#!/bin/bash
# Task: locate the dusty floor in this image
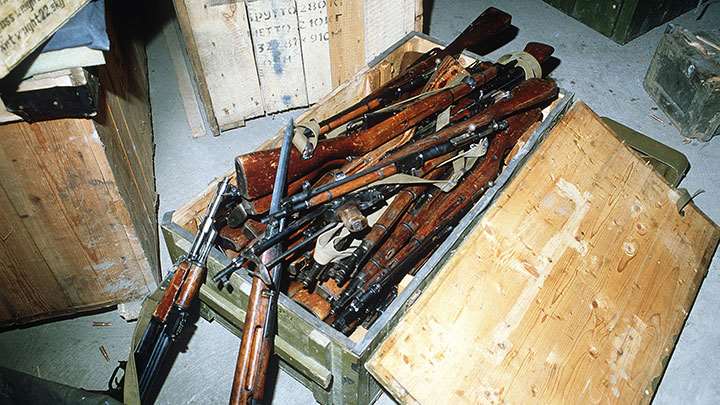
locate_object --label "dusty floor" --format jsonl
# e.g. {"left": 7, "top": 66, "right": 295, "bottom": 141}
{"left": 1, "top": 0, "right": 719, "bottom": 404}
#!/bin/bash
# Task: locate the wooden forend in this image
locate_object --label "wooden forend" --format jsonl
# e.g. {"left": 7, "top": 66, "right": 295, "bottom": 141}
{"left": 366, "top": 102, "right": 720, "bottom": 404}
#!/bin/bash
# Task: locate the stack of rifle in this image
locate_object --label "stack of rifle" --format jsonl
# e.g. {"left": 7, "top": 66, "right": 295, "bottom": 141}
{"left": 134, "top": 7, "right": 560, "bottom": 404}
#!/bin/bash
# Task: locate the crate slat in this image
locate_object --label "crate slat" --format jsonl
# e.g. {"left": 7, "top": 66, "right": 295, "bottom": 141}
{"left": 174, "top": 0, "right": 422, "bottom": 134}
{"left": 0, "top": 1, "right": 157, "bottom": 326}
{"left": 247, "top": 0, "right": 309, "bottom": 113}
{"left": 175, "top": 0, "right": 265, "bottom": 132}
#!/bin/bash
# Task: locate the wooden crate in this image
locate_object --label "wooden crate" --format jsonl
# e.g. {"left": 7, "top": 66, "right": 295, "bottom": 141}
{"left": 154, "top": 33, "right": 571, "bottom": 404}
{"left": 172, "top": 0, "right": 423, "bottom": 135}
{"left": 0, "top": 0, "right": 90, "bottom": 78}
{"left": 0, "top": 0, "right": 158, "bottom": 326}
{"left": 543, "top": 0, "right": 696, "bottom": 44}
{"left": 367, "top": 103, "right": 720, "bottom": 404}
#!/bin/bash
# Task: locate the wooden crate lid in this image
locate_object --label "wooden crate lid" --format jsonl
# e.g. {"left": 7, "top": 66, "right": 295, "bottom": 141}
{"left": 366, "top": 102, "right": 720, "bottom": 404}
{"left": 0, "top": 0, "right": 90, "bottom": 78}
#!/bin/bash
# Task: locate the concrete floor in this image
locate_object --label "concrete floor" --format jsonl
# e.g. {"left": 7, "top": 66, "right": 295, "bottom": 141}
{"left": 1, "top": 0, "right": 719, "bottom": 404}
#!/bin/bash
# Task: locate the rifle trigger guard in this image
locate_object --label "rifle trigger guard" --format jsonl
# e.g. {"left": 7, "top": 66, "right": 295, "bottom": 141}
{"left": 292, "top": 119, "right": 321, "bottom": 160}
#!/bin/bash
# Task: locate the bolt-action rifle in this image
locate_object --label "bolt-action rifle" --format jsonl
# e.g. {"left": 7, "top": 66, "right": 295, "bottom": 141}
{"left": 234, "top": 42, "right": 554, "bottom": 203}
{"left": 313, "top": 7, "right": 513, "bottom": 139}
{"left": 272, "top": 78, "right": 557, "bottom": 220}
{"left": 333, "top": 109, "right": 545, "bottom": 333}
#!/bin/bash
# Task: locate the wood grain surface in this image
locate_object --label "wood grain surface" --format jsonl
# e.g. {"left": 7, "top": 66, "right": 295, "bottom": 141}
{"left": 367, "top": 102, "right": 720, "bottom": 404}
{"left": 0, "top": 3, "right": 157, "bottom": 325}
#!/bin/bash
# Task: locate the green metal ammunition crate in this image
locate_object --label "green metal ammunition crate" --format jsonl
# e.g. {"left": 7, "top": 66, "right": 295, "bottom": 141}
{"left": 644, "top": 25, "right": 720, "bottom": 142}
{"left": 544, "top": 0, "right": 696, "bottom": 44}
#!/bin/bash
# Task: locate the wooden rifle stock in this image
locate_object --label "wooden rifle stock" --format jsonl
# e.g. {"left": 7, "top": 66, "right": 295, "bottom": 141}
{"left": 135, "top": 178, "right": 230, "bottom": 402}
{"left": 316, "top": 7, "right": 512, "bottom": 136}
{"left": 151, "top": 261, "right": 191, "bottom": 321}
{"left": 235, "top": 67, "right": 500, "bottom": 200}
{"left": 245, "top": 55, "right": 471, "bottom": 216}
{"left": 230, "top": 121, "right": 295, "bottom": 405}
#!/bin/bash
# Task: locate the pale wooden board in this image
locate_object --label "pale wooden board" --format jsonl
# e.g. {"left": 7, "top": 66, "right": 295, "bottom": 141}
{"left": 0, "top": 97, "right": 20, "bottom": 123}
{"left": 247, "top": 0, "right": 309, "bottom": 113}
{"left": 19, "top": 46, "right": 105, "bottom": 78}
{"left": 326, "top": 0, "right": 365, "bottom": 87}
{"left": 0, "top": 120, "right": 152, "bottom": 325}
{"left": 363, "top": 0, "right": 417, "bottom": 63}
{"left": 162, "top": 18, "right": 207, "bottom": 138}
{"left": 181, "top": 0, "right": 264, "bottom": 130}
{"left": 0, "top": 0, "right": 89, "bottom": 78}
{"left": 173, "top": 0, "right": 219, "bottom": 134}
{"left": 296, "top": 0, "right": 332, "bottom": 104}
{"left": 367, "top": 102, "right": 720, "bottom": 404}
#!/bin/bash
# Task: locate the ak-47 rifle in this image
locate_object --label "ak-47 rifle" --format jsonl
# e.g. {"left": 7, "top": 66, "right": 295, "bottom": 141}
{"left": 229, "top": 121, "right": 294, "bottom": 405}
{"left": 332, "top": 109, "right": 545, "bottom": 333}
{"left": 134, "top": 178, "right": 232, "bottom": 403}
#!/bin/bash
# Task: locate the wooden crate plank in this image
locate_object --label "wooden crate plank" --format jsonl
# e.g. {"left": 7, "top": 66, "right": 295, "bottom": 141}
{"left": 413, "top": 0, "right": 423, "bottom": 31}
{"left": 95, "top": 1, "right": 158, "bottom": 278}
{"left": 0, "top": 119, "right": 152, "bottom": 325}
{"left": 0, "top": 180, "right": 70, "bottom": 320}
{"left": 173, "top": 0, "right": 220, "bottom": 135}
{"left": 0, "top": 0, "right": 89, "bottom": 78}
{"left": 363, "top": 0, "right": 417, "bottom": 63}
{"left": 327, "top": 0, "right": 365, "bottom": 87}
{"left": 367, "top": 102, "right": 719, "bottom": 404}
{"left": 297, "top": 0, "right": 332, "bottom": 104}
{"left": 181, "top": 0, "right": 264, "bottom": 130}
{"left": 247, "top": 0, "right": 309, "bottom": 113}
{"left": 162, "top": 18, "right": 208, "bottom": 138}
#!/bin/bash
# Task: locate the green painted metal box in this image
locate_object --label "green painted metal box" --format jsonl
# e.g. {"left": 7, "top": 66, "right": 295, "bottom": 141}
{"left": 126, "top": 33, "right": 573, "bottom": 404}
{"left": 644, "top": 25, "right": 720, "bottom": 142}
{"left": 543, "top": 0, "right": 696, "bottom": 44}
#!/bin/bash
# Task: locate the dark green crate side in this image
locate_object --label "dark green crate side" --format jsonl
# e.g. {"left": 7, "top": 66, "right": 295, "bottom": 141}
{"left": 543, "top": 0, "right": 696, "bottom": 44}
{"left": 572, "top": 0, "right": 623, "bottom": 37}
{"left": 620, "top": 0, "right": 695, "bottom": 43}
{"left": 544, "top": 0, "right": 576, "bottom": 14}
{"left": 644, "top": 27, "right": 720, "bottom": 141}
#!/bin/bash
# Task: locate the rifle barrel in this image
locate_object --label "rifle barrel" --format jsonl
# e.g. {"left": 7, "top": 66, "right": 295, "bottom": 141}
{"left": 230, "top": 120, "right": 294, "bottom": 404}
